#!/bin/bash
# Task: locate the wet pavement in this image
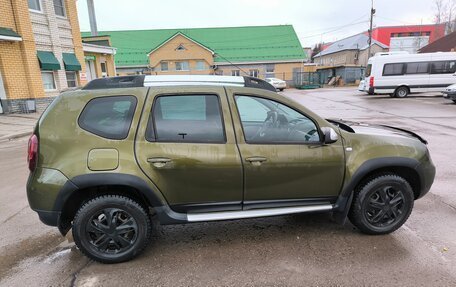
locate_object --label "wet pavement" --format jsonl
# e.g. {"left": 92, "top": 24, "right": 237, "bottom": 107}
{"left": 0, "top": 88, "right": 455, "bottom": 286}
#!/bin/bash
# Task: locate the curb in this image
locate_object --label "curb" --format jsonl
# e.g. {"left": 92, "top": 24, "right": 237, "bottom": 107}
{"left": 0, "top": 131, "right": 32, "bottom": 142}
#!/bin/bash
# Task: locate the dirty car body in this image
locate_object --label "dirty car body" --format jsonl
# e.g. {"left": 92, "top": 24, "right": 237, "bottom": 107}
{"left": 26, "top": 75, "right": 436, "bottom": 263}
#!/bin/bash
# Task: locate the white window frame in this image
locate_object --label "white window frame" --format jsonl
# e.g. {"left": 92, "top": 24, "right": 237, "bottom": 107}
{"left": 249, "top": 69, "right": 259, "bottom": 78}
{"left": 28, "top": 0, "right": 43, "bottom": 13}
{"left": 53, "top": 0, "right": 66, "bottom": 18}
{"left": 175, "top": 61, "right": 189, "bottom": 71}
{"left": 41, "top": 71, "right": 57, "bottom": 91}
{"left": 195, "top": 61, "right": 205, "bottom": 71}
{"left": 160, "top": 61, "right": 169, "bottom": 72}
{"left": 66, "top": 71, "right": 77, "bottom": 88}
{"left": 231, "top": 70, "right": 240, "bottom": 76}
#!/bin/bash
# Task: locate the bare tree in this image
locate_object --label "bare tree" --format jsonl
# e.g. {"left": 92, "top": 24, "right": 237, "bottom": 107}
{"left": 434, "top": 0, "right": 445, "bottom": 24}
{"left": 434, "top": 0, "right": 456, "bottom": 34}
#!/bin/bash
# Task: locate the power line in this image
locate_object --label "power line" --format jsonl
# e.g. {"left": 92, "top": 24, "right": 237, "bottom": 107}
{"left": 299, "top": 19, "right": 369, "bottom": 39}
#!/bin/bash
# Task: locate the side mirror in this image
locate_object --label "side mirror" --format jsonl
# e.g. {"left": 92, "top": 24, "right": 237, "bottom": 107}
{"left": 321, "top": 127, "right": 338, "bottom": 144}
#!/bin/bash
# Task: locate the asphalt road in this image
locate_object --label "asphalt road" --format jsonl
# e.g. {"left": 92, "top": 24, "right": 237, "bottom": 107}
{"left": 1, "top": 88, "right": 455, "bottom": 286}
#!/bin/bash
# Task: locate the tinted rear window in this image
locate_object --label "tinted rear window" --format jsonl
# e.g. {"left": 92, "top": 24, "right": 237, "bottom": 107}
{"left": 383, "top": 63, "right": 404, "bottom": 76}
{"left": 431, "top": 61, "right": 456, "bottom": 74}
{"left": 78, "top": 96, "right": 137, "bottom": 139}
{"left": 365, "top": 64, "right": 372, "bottom": 77}
{"left": 146, "top": 95, "right": 225, "bottom": 143}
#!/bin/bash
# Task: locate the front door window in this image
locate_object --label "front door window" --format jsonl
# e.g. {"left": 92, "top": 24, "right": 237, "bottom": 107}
{"left": 235, "top": 95, "right": 320, "bottom": 143}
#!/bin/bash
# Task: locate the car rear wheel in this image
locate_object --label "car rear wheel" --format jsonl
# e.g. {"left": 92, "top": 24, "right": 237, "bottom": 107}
{"left": 453, "top": 100, "right": 456, "bottom": 104}
{"left": 348, "top": 174, "right": 414, "bottom": 235}
{"left": 73, "top": 195, "right": 151, "bottom": 263}
{"left": 394, "top": 86, "right": 409, "bottom": 98}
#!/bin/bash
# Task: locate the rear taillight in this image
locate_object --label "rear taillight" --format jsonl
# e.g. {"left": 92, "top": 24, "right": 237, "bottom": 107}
{"left": 369, "top": 76, "right": 374, "bottom": 87}
{"left": 27, "top": 134, "right": 38, "bottom": 172}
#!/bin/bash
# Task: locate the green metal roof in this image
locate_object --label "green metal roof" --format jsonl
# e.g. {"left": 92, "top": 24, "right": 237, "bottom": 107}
{"left": 82, "top": 25, "right": 305, "bottom": 67}
{"left": 37, "top": 51, "right": 60, "bottom": 70}
{"left": 62, "top": 53, "right": 81, "bottom": 71}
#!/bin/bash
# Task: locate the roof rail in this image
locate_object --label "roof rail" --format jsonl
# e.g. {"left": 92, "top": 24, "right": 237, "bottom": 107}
{"left": 82, "top": 75, "right": 276, "bottom": 92}
{"left": 82, "top": 75, "right": 145, "bottom": 90}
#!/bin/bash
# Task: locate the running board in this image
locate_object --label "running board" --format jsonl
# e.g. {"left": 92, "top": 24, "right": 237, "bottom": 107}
{"left": 186, "top": 204, "right": 334, "bottom": 222}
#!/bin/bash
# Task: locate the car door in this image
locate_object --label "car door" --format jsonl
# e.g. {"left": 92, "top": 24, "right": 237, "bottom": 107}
{"left": 226, "top": 87, "right": 345, "bottom": 208}
{"left": 135, "top": 86, "right": 243, "bottom": 213}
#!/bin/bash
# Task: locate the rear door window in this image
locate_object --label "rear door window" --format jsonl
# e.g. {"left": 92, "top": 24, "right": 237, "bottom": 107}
{"left": 147, "top": 95, "right": 225, "bottom": 143}
{"left": 78, "top": 96, "right": 137, "bottom": 139}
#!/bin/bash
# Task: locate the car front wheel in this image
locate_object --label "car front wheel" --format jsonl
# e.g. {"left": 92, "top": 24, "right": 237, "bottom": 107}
{"left": 73, "top": 195, "right": 152, "bottom": 263}
{"left": 348, "top": 174, "right": 414, "bottom": 235}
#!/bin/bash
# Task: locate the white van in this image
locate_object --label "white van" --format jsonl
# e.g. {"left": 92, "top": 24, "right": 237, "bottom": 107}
{"left": 364, "top": 52, "right": 456, "bottom": 97}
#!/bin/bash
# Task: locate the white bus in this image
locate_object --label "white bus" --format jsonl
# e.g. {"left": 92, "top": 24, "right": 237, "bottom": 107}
{"left": 363, "top": 52, "right": 456, "bottom": 97}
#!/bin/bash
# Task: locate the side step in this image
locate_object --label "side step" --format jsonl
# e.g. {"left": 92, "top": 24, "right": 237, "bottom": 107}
{"left": 187, "top": 204, "right": 334, "bottom": 222}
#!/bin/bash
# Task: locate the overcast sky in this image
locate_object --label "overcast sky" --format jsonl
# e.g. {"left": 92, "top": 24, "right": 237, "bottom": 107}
{"left": 77, "top": 0, "right": 437, "bottom": 47}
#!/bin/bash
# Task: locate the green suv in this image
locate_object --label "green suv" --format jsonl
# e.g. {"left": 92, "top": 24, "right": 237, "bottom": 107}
{"left": 27, "top": 75, "right": 435, "bottom": 263}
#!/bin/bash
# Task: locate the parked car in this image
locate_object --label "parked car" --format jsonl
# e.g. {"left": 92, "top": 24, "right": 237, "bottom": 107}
{"left": 443, "top": 83, "right": 456, "bottom": 103}
{"left": 27, "top": 75, "right": 435, "bottom": 263}
{"left": 265, "top": 77, "right": 286, "bottom": 91}
{"left": 363, "top": 52, "right": 456, "bottom": 97}
{"left": 358, "top": 79, "right": 366, "bottom": 92}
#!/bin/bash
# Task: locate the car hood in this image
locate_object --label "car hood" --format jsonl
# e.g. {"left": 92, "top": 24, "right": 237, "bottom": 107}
{"left": 327, "top": 119, "right": 427, "bottom": 144}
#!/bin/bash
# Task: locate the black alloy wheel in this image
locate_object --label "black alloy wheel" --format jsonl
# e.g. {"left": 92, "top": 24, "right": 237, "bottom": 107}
{"left": 73, "top": 195, "right": 151, "bottom": 263}
{"left": 348, "top": 174, "right": 414, "bottom": 235}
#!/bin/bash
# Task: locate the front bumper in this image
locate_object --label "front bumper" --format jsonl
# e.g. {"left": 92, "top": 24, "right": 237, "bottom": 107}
{"left": 415, "top": 154, "right": 436, "bottom": 199}
{"left": 442, "top": 91, "right": 456, "bottom": 100}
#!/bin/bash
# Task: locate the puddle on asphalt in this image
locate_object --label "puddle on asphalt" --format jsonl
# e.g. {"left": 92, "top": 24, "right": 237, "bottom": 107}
{"left": 0, "top": 232, "right": 64, "bottom": 280}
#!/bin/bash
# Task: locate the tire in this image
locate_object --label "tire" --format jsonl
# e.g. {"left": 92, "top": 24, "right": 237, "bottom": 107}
{"left": 389, "top": 93, "right": 396, "bottom": 98}
{"left": 73, "top": 195, "right": 152, "bottom": 263}
{"left": 394, "top": 86, "right": 409, "bottom": 98}
{"left": 348, "top": 174, "right": 414, "bottom": 235}
{"left": 453, "top": 100, "right": 456, "bottom": 104}
{"left": 279, "top": 88, "right": 284, "bottom": 92}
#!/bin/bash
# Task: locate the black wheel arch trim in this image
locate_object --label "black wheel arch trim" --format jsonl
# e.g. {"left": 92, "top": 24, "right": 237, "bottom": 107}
{"left": 53, "top": 173, "right": 189, "bottom": 234}
{"left": 332, "top": 157, "right": 426, "bottom": 224}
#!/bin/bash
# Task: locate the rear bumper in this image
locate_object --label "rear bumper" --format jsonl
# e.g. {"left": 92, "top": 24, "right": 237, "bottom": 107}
{"left": 34, "top": 209, "right": 60, "bottom": 226}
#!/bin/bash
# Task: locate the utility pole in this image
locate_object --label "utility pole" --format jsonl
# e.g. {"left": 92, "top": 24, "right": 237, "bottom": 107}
{"left": 87, "top": 0, "right": 98, "bottom": 36}
{"left": 367, "top": 0, "right": 375, "bottom": 62}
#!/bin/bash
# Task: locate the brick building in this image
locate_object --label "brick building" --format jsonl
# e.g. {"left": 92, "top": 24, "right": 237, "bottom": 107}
{"left": 0, "top": 0, "right": 115, "bottom": 114}
{"left": 81, "top": 25, "right": 308, "bottom": 86}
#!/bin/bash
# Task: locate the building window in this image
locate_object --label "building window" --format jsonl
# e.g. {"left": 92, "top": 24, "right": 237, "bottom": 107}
{"left": 175, "top": 61, "right": 189, "bottom": 71}
{"left": 249, "top": 69, "right": 259, "bottom": 78}
{"left": 100, "top": 62, "right": 107, "bottom": 77}
{"left": 66, "top": 72, "right": 77, "bottom": 88}
{"left": 160, "top": 62, "right": 169, "bottom": 71}
{"left": 265, "top": 65, "right": 274, "bottom": 73}
{"left": 175, "top": 44, "right": 186, "bottom": 51}
{"left": 196, "top": 61, "right": 205, "bottom": 71}
{"left": 232, "top": 70, "right": 240, "bottom": 76}
{"left": 53, "top": 0, "right": 66, "bottom": 17}
{"left": 41, "top": 72, "right": 56, "bottom": 90}
{"left": 28, "top": 0, "right": 41, "bottom": 11}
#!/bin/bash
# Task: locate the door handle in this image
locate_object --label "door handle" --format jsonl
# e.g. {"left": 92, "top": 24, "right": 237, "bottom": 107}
{"left": 147, "top": 157, "right": 172, "bottom": 168}
{"left": 245, "top": 156, "right": 267, "bottom": 166}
